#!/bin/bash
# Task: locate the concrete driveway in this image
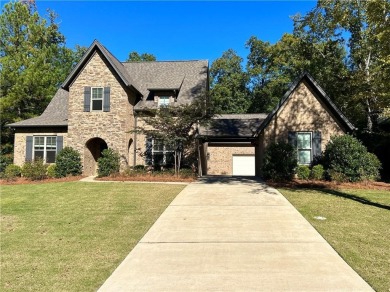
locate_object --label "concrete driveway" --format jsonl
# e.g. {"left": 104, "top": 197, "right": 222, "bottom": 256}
{"left": 98, "top": 177, "right": 373, "bottom": 291}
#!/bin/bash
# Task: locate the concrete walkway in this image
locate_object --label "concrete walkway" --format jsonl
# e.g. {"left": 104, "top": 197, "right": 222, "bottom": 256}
{"left": 98, "top": 177, "right": 373, "bottom": 291}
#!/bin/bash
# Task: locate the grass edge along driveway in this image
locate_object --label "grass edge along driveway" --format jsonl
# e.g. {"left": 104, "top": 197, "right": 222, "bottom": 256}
{"left": 1, "top": 181, "right": 185, "bottom": 291}
{"left": 279, "top": 187, "right": 390, "bottom": 292}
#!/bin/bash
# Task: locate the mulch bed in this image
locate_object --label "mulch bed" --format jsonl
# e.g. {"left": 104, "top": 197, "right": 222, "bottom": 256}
{"left": 0, "top": 176, "right": 84, "bottom": 185}
{"left": 267, "top": 179, "right": 390, "bottom": 191}
{"left": 96, "top": 174, "right": 196, "bottom": 183}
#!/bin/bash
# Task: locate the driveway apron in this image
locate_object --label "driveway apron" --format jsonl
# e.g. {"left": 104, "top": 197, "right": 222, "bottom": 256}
{"left": 98, "top": 177, "right": 373, "bottom": 291}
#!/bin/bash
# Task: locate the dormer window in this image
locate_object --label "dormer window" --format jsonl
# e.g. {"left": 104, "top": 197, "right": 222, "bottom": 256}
{"left": 158, "top": 96, "right": 170, "bottom": 107}
{"left": 91, "top": 87, "right": 103, "bottom": 111}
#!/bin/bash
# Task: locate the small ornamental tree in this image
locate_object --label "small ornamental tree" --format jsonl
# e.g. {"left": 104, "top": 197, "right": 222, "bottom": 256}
{"left": 324, "top": 134, "right": 381, "bottom": 182}
{"left": 262, "top": 141, "right": 297, "bottom": 181}
{"left": 55, "top": 147, "right": 82, "bottom": 177}
{"left": 133, "top": 93, "right": 212, "bottom": 175}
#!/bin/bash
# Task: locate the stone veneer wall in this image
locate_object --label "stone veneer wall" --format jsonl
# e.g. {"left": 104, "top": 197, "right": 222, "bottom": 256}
{"left": 13, "top": 128, "right": 68, "bottom": 166}
{"left": 207, "top": 145, "right": 255, "bottom": 175}
{"left": 67, "top": 51, "right": 137, "bottom": 174}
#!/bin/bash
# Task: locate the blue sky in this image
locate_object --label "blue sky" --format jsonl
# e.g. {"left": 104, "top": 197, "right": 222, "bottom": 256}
{"left": 23, "top": 1, "right": 315, "bottom": 63}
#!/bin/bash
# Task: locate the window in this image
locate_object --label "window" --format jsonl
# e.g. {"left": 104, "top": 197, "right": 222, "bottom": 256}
{"left": 158, "top": 96, "right": 170, "bottom": 107}
{"left": 297, "top": 132, "right": 312, "bottom": 165}
{"left": 146, "top": 138, "right": 174, "bottom": 166}
{"left": 34, "top": 136, "right": 57, "bottom": 163}
{"left": 91, "top": 87, "right": 103, "bottom": 111}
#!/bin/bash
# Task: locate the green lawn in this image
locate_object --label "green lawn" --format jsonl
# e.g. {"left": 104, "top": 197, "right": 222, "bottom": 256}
{"left": 0, "top": 182, "right": 185, "bottom": 291}
{"left": 279, "top": 187, "right": 390, "bottom": 292}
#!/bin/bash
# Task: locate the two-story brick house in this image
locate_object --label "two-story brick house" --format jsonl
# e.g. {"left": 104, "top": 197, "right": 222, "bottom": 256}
{"left": 9, "top": 40, "right": 208, "bottom": 175}
{"left": 9, "top": 40, "right": 355, "bottom": 177}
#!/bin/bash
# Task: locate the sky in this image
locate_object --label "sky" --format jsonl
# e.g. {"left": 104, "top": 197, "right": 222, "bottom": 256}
{"left": 6, "top": 1, "right": 317, "bottom": 64}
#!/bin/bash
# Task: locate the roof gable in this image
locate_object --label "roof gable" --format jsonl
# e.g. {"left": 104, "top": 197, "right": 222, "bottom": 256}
{"left": 61, "top": 40, "right": 141, "bottom": 95}
{"left": 256, "top": 73, "right": 356, "bottom": 135}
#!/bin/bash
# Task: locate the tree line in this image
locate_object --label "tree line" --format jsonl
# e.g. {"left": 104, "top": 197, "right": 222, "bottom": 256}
{"left": 1, "top": 0, "right": 389, "bottom": 159}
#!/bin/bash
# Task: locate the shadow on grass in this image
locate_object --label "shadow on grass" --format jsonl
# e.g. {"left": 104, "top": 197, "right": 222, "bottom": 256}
{"left": 284, "top": 186, "right": 390, "bottom": 211}
{"left": 317, "top": 189, "right": 390, "bottom": 211}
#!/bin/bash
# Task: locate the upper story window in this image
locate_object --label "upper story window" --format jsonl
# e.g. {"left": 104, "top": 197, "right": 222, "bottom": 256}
{"left": 84, "top": 86, "right": 110, "bottom": 112}
{"left": 91, "top": 87, "right": 103, "bottom": 111}
{"left": 34, "top": 136, "right": 57, "bottom": 163}
{"left": 297, "top": 132, "right": 312, "bottom": 165}
{"left": 158, "top": 96, "right": 170, "bottom": 108}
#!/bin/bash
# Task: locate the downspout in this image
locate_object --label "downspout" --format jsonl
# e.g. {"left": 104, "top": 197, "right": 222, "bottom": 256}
{"left": 133, "top": 113, "right": 137, "bottom": 167}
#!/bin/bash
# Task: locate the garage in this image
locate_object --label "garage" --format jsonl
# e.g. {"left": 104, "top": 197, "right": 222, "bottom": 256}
{"left": 232, "top": 155, "right": 255, "bottom": 176}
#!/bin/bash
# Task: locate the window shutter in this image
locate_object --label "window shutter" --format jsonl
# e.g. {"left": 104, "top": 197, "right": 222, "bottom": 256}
{"left": 26, "top": 136, "right": 33, "bottom": 161}
{"left": 288, "top": 131, "right": 297, "bottom": 147}
{"left": 313, "top": 131, "right": 322, "bottom": 158}
{"left": 84, "top": 87, "right": 91, "bottom": 112}
{"left": 103, "top": 87, "right": 111, "bottom": 112}
{"left": 56, "top": 136, "right": 64, "bottom": 154}
{"left": 145, "top": 137, "right": 153, "bottom": 165}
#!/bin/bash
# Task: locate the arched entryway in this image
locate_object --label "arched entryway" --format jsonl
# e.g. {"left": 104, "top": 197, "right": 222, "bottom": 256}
{"left": 84, "top": 137, "right": 108, "bottom": 176}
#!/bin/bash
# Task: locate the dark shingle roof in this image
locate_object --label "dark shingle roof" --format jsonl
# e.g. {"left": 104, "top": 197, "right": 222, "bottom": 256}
{"left": 8, "top": 88, "right": 68, "bottom": 127}
{"left": 125, "top": 60, "right": 208, "bottom": 111}
{"left": 198, "top": 114, "right": 268, "bottom": 138}
{"left": 62, "top": 40, "right": 142, "bottom": 95}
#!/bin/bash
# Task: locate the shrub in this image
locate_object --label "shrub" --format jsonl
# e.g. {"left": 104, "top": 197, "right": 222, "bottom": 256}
{"left": 262, "top": 141, "right": 297, "bottom": 181}
{"left": 178, "top": 168, "right": 196, "bottom": 178}
{"left": 310, "top": 164, "right": 325, "bottom": 180}
{"left": 47, "top": 164, "right": 57, "bottom": 178}
{"left": 55, "top": 147, "right": 82, "bottom": 177}
{"left": 4, "top": 164, "right": 22, "bottom": 180}
{"left": 359, "top": 152, "right": 381, "bottom": 181}
{"left": 296, "top": 165, "right": 310, "bottom": 180}
{"left": 0, "top": 153, "right": 13, "bottom": 174}
{"left": 324, "top": 134, "right": 382, "bottom": 182}
{"left": 97, "top": 148, "right": 120, "bottom": 177}
{"left": 22, "top": 159, "right": 47, "bottom": 180}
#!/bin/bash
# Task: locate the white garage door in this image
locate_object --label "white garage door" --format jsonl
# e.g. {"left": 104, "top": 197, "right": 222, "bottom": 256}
{"left": 232, "top": 155, "right": 255, "bottom": 176}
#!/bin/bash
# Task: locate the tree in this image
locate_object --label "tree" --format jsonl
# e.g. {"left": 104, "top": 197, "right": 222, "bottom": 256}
{"left": 246, "top": 34, "right": 348, "bottom": 113}
{"left": 0, "top": 1, "right": 82, "bottom": 153}
{"left": 134, "top": 93, "right": 211, "bottom": 175}
{"left": 126, "top": 51, "right": 156, "bottom": 62}
{"left": 209, "top": 49, "right": 251, "bottom": 114}
{"left": 293, "top": 0, "right": 390, "bottom": 132}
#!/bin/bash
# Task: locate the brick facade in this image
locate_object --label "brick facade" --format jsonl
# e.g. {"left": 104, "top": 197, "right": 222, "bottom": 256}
{"left": 207, "top": 145, "right": 255, "bottom": 175}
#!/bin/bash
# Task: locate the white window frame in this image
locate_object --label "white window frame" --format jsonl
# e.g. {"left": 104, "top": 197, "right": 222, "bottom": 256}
{"left": 151, "top": 139, "right": 174, "bottom": 165}
{"left": 33, "top": 136, "right": 57, "bottom": 163}
{"left": 158, "top": 96, "right": 170, "bottom": 108}
{"left": 91, "top": 87, "right": 104, "bottom": 111}
{"left": 297, "top": 132, "right": 312, "bottom": 165}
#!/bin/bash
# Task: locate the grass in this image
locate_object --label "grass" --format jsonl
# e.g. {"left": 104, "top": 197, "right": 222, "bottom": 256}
{"left": 279, "top": 187, "right": 390, "bottom": 292}
{"left": 0, "top": 181, "right": 185, "bottom": 291}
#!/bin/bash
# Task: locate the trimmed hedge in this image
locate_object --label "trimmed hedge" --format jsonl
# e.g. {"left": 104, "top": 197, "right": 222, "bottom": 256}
{"left": 55, "top": 147, "right": 82, "bottom": 177}
{"left": 296, "top": 165, "right": 310, "bottom": 180}
{"left": 310, "top": 164, "right": 325, "bottom": 180}
{"left": 97, "top": 149, "right": 120, "bottom": 177}
{"left": 4, "top": 164, "right": 21, "bottom": 180}
{"left": 21, "top": 159, "right": 47, "bottom": 180}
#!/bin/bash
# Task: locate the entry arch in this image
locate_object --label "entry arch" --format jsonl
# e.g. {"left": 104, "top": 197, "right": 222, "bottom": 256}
{"left": 84, "top": 137, "right": 108, "bottom": 176}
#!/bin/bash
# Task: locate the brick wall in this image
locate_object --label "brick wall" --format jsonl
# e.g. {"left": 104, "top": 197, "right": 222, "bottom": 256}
{"left": 207, "top": 145, "right": 255, "bottom": 175}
